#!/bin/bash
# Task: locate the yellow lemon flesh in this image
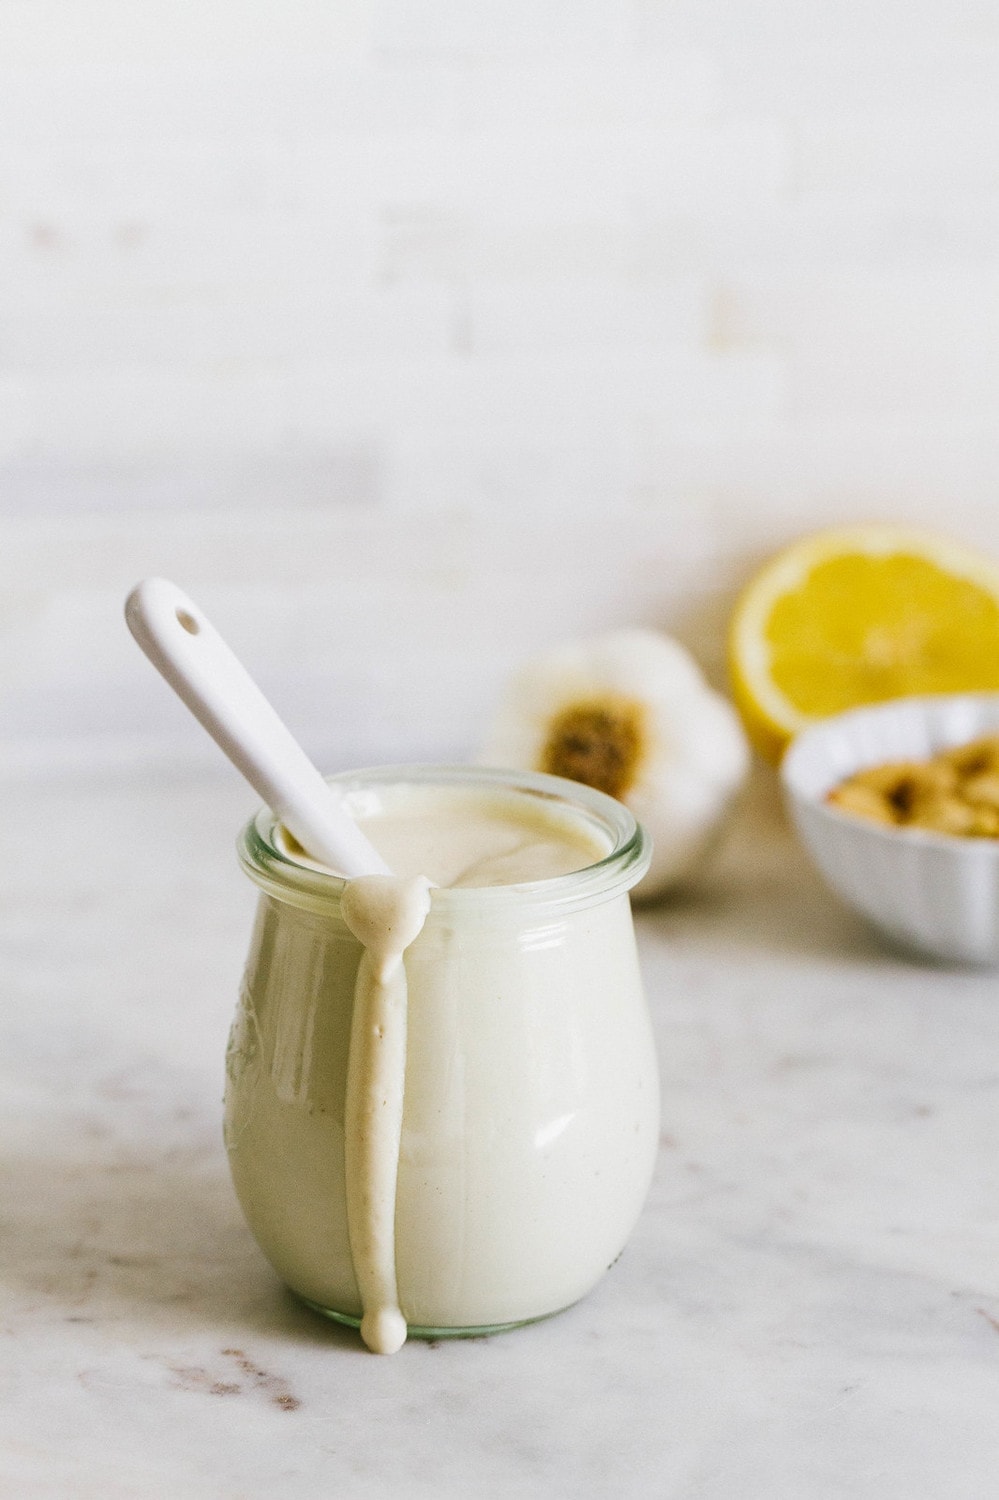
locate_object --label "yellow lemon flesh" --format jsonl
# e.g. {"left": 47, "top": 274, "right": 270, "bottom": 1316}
{"left": 728, "top": 524, "right": 999, "bottom": 763}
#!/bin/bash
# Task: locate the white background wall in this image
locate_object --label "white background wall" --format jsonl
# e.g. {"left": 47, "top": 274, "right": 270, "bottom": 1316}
{"left": 2, "top": 0, "right": 997, "bottom": 771}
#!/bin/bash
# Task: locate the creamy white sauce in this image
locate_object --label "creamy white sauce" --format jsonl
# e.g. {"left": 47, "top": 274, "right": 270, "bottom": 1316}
{"left": 331, "top": 792, "right": 608, "bottom": 1353}
{"left": 228, "top": 783, "right": 657, "bottom": 1356}
{"left": 282, "top": 783, "right": 611, "bottom": 888}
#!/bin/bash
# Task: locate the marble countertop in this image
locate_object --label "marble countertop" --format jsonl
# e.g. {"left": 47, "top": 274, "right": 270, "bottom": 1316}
{"left": 4, "top": 757, "right": 999, "bottom": 1499}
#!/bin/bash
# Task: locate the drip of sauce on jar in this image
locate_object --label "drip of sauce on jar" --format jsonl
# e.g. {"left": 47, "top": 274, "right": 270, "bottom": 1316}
{"left": 339, "top": 874, "right": 432, "bottom": 1355}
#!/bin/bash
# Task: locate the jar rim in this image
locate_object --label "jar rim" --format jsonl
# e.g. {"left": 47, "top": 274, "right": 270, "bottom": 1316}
{"left": 237, "top": 764, "right": 651, "bottom": 915}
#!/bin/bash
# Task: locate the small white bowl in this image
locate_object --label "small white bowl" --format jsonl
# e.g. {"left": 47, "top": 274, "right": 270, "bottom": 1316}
{"left": 781, "top": 694, "right": 999, "bottom": 965}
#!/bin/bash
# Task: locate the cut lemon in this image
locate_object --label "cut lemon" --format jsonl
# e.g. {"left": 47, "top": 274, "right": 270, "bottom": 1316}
{"left": 728, "top": 524, "right": 999, "bottom": 763}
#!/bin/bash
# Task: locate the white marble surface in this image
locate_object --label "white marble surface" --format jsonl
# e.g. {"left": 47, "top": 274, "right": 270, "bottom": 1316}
{"left": 3, "top": 757, "right": 999, "bottom": 1499}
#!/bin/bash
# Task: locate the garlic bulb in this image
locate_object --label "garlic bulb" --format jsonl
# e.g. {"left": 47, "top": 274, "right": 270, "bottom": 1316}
{"left": 480, "top": 628, "right": 750, "bottom": 898}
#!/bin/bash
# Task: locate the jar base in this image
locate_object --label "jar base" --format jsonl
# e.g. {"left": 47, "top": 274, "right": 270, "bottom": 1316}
{"left": 296, "top": 1292, "right": 571, "bottom": 1341}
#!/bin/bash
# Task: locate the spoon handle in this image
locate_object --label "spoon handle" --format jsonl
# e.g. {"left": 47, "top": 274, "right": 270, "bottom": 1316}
{"left": 124, "top": 577, "right": 391, "bottom": 878}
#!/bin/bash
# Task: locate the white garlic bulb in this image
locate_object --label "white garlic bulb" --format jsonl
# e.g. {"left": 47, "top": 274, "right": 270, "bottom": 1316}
{"left": 480, "top": 628, "right": 750, "bottom": 899}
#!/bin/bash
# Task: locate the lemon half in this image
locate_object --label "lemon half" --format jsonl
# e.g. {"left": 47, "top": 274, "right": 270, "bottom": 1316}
{"left": 728, "top": 524, "right": 999, "bottom": 763}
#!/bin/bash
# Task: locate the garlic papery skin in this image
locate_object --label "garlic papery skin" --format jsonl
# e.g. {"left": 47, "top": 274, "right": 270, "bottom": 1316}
{"left": 480, "top": 629, "right": 750, "bottom": 899}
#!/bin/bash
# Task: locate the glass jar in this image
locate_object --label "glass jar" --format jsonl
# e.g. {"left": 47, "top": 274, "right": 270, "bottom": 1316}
{"left": 225, "top": 765, "right": 659, "bottom": 1339}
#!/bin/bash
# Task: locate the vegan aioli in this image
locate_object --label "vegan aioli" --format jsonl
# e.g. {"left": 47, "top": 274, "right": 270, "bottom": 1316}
{"left": 226, "top": 772, "right": 657, "bottom": 1353}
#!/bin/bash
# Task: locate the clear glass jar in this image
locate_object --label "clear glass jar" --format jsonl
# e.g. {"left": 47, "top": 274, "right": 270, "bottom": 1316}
{"left": 225, "top": 765, "right": 659, "bottom": 1338}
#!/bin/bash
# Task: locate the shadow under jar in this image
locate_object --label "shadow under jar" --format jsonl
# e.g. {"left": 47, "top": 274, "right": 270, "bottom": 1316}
{"left": 224, "top": 765, "right": 659, "bottom": 1341}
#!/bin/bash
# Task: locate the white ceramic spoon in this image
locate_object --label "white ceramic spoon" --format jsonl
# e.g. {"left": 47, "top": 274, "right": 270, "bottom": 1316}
{"left": 124, "top": 577, "right": 391, "bottom": 877}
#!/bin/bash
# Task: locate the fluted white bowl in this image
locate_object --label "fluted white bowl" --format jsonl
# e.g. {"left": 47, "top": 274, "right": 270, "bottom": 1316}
{"left": 781, "top": 694, "right": 999, "bottom": 965}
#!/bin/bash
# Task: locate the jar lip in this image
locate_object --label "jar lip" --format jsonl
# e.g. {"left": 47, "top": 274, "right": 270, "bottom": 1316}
{"left": 237, "top": 763, "right": 651, "bottom": 914}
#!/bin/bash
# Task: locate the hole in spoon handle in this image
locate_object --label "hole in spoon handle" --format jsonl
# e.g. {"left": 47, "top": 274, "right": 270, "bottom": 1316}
{"left": 124, "top": 577, "right": 391, "bottom": 878}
